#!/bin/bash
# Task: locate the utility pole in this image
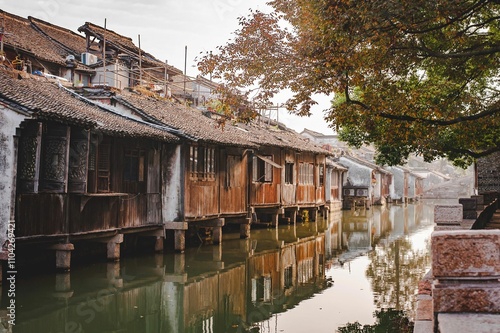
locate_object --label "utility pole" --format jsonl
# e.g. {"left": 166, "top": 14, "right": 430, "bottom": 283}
{"left": 183, "top": 45, "right": 187, "bottom": 96}
{"left": 164, "top": 59, "right": 169, "bottom": 97}
{"left": 102, "top": 18, "right": 106, "bottom": 86}
{"left": 138, "top": 34, "right": 142, "bottom": 85}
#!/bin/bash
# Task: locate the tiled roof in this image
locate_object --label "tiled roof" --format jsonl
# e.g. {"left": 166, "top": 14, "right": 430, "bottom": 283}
{"left": 114, "top": 93, "right": 256, "bottom": 148}
{"left": 231, "top": 119, "right": 332, "bottom": 154}
{"left": 1, "top": 11, "right": 66, "bottom": 65}
{"left": 115, "top": 92, "right": 331, "bottom": 154}
{"left": 29, "top": 16, "right": 99, "bottom": 60}
{"left": 78, "top": 22, "right": 182, "bottom": 76}
{"left": 0, "top": 70, "right": 178, "bottom": 142}
{"left": 0, "top": 11, "right": 94, "bottom": 72}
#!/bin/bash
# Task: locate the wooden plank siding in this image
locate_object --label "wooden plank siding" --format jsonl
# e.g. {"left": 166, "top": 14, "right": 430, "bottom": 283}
{"left": 219, "top": 148, "right": 248, "bottom": 215}
{"left": 16, "top": 125, "right": 165, "bottom": 239}
{"left": 249, "top": 147, "right": 282, "bottom": 207}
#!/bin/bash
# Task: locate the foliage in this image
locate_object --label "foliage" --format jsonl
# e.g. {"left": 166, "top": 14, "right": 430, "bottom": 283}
{"left": 198, "top": 0, "right": 500, "bottom": 166}
{"left": 337, "top": 309, "right": 414, "bottom": 333}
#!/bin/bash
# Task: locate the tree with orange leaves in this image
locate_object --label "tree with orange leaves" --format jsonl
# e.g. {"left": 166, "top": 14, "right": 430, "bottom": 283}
{"left": 198, "top": 0, "right": 500, "bottom": 167}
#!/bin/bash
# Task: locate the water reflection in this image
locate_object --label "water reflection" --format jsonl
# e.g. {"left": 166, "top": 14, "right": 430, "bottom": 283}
{"left": 14, "top": 201, "right": 439, "bottom": 333}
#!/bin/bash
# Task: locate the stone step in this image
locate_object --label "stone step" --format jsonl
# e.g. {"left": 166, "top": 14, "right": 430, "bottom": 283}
{"left": 438, "top": 313, "right": 500, "bottom": 333}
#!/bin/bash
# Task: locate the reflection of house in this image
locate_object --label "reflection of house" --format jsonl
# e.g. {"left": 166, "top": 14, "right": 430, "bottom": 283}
{"left": 337, "top": 154, "right": 392, "bottom": 208}
{"left": 15, "top": 229, "right": 329, "bottom": 333}
{"left": 342, "top": 209, "right": 372, "bottom": 250}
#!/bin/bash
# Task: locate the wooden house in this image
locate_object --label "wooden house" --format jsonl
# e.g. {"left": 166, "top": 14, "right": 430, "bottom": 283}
{"left": 325, "top": 159, "right": 348, "bottom": 211}
{"left": 0, "top": 70, "right": 179, "bottom": 270}
{"left": 385, "top": 166, "right": 424, "bottom": 203}
{"left": 233, "top": 119, "right": 332, "bottom": 226}
{"left": 111, "top": 93, "right": 258, "bottom": 251}
{"left": 337, "top": 153, "right": 393, "bottom": 209}
{"left": 0, "top": 11, "right": 95, "bottom": 85}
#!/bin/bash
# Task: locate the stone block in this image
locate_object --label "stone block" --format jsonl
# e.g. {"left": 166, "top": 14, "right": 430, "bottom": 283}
{"left": 438, "top": 313, "right": 500, "bottom": 333}
{"left": 413, "top": 321, "right": 434, "bottom": 333}
{"left": 434, "top": 205, "right": 462, "bottom": 225}
{"left": 432, "top": 230, "right": 500, "bottom": 279}
{"left": 459, "top": 198, "right": 477, "bottom": 210}
{"left": 164, "top": 221, "right": 188, "bottom": 230}
{"left": 415, "top": 295, "right": 433, "bottom": 321}
{"left": 472, "top": 195, "right": 485, "bottom": 206}
{"left": 463, "top": 210, "right": 478, "bottom": 219}
{"left": 433, "top": 282, "right": 500, "bottom": 313}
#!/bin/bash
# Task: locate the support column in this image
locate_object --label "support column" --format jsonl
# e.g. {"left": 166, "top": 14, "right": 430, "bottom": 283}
{"left": 207, "top": 218, "right": 225, "bottom": 245}
{"left": 213, "top": 219, "right": 224, "bottom": 244}
{"left": 139, "top": 229, "right": 165, "bottom": 253}
{"left": 165, "top": 222, "right": 189, "bottom": 253}
{"left": 155, "top": 237, "right": 164, "bottom": 252}
{"left": 174, "top": 230, "right": 186, "bottom": 253}
{"left": 50, "top": 243, "right": 74, "bottom": 271}
{"left": 105, "top": 234, "right": 123, "bottom": 261}
{"left": 271, "top": 213, "right": 279, "bottom": 227}
{"left": 240, "top": 218, "right": 252, "bottom": 239}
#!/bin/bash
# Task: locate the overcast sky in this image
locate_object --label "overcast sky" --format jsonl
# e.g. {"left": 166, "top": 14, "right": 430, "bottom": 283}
{"left": 1, "top": 0, "right": 335, "bottom": 134}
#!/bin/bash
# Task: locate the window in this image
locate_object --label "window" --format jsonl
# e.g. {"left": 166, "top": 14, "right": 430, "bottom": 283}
{"left": 299, "top": 163, "right": 314, "bottom": 185}
{"left": 97, "top": 143, "right": 111, "bottom": 192}
{"left": 253, "top": 155, "right": 273, "bottom": 183}
{"left": 319, "top": 164, "right": 324, "bottom": 187}
{"left": 124, "top": 149, "right": 145, "bottom": 182}
{"left": 285, "top": 162, "right": 294, "bottom": 185}
{"left": 190, "top": 145, "right": 215, "bottom": 180}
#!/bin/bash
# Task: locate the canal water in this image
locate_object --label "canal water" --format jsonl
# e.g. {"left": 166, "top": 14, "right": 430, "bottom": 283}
{"left": 14, "top": 200, "right": 446, "bottom": 333}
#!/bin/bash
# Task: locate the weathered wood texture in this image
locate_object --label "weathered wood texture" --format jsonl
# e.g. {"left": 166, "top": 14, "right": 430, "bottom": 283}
{"left": 17, "top": 193, "right": 162, "bottom": 237}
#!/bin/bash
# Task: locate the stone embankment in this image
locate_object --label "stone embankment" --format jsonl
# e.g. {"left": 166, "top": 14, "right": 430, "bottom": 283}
{"left": 414, "top": 194, "right": 500, "bottom": 333}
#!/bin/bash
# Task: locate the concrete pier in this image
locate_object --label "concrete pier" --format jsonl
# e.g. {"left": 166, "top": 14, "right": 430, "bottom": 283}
{"left": 50, "top": 243, "right": 74, "bottom": 271}
{"left": 165, "top": 222, "right": 189, "bottom": 253}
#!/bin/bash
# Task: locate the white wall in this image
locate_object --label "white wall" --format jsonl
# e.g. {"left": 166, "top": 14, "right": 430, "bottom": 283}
{"left": 0, "top": 105, "right": 28, "bottom": 252}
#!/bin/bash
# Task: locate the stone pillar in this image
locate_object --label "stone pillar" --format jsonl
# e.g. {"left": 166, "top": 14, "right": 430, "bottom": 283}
{"left": 174, "top": 230, "right": 186, "bottom": 253}
{"left": 240, "top": 218, "right": 252, "bottom": 239}
{"left": 165, "top": 222, "right": 188, "bottom": 253}
{"left": 106, "top": 234, "right": 124, "bottom": 261}
{"left": 271, "top": 213, "right": 279, "bottom": 227}
{"left": 51, "top": 243, "right": 74, "bottom": 271}
{"left": 472, "top": 195, "right": 485, "bottom": 210}
{"left": 459, "top": 198, "right": 478, "bottom": 219}
{"left": 291, "top": 209, "right": 298, "bottom": 225}
{"left": 155, "top": 236, "right": 164, "bottom": 252}
{"left": 434, "top": 205, "right": 462, "bottom": 230}
{"left": 211, "top": 218, "right": 225, "bottom": 244}
{"left": 432, "top": 230, "right": 500, "bottom": 313}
